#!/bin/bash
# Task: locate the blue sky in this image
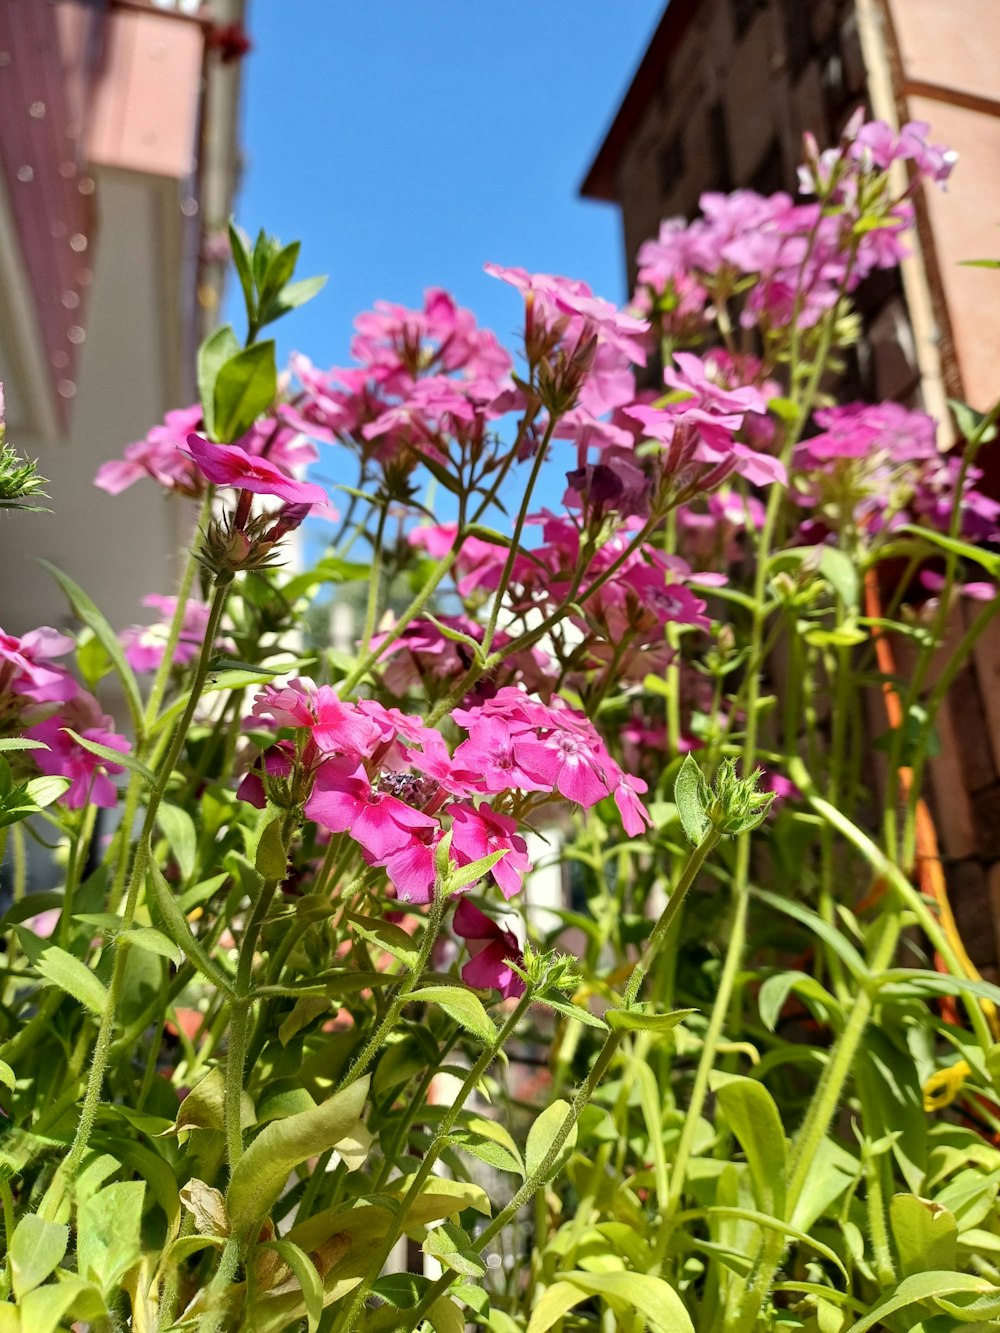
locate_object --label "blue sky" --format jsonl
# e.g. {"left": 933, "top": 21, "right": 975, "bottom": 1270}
{"left": 229, "top": 0, "right": 663, "bottom": 366}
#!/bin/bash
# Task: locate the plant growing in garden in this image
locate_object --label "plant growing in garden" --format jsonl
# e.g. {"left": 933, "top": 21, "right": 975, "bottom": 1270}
{"left": 0, "top": 114, "right": 999, "bottom": 1333}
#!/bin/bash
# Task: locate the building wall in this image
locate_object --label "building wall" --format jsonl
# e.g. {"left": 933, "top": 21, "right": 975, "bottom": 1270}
{"left": 587, "top": 0, "right": 1000, "bottom": 975}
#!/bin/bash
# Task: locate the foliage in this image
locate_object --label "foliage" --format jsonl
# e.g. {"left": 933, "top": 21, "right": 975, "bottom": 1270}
{"left": 0, "top": 112, "right": 998, "bottom": 1333}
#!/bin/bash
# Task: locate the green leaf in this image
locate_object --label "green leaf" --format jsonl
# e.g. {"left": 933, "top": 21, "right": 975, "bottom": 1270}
{"left": 257, "top": 1239, "right": 323, "bottom": 1333}
{"left": 147, "top": 855, "right": 235, "bottom": 996}
{"left": 674, "top": 753, "right": 710, "bottom": 845}
{"left": 758, "top": 970, "right": 839, "bottom": 1031}
{"left": 156, "top": 803, "right": 198, "bottom": 881}
{"left": 174, "top": 1067, "right": 255, "bottom": 1135}
{"left": 19, "top": 1277, "right": 104, "bottom": 1333}
{"left": 525, "top": 1099, "right": 577, "bottom": 1181}
{"left": 409, "top": 986, "right": 497, "bottom": 1044}
{"left": 227, "top": 1077, "right": 369, "bottom": 1234}
{"left": 77, "top": 1180, "right": 145, "bottom": 1293}
{"left": 255, "top": 816, "right": 288, "bottom": 882}
{"left": 119, "top": 926, "right": 182, "bottom": 967}
{"left": 23, "top": 776, "right": 70, "bottom": 810}
{"left": 948, "top": 397, "right": 998, "bottom": 444}
{"left": 0, "top": 1060, "right": 14, "bottom": 1090}
{"left": 445, "top": 1117, "right": 524, "bottom": 1178}
{"left": 75, "top": 630, "right": 113, "bottom": 690}
{"left": 427, "top": 1296, "right": 466, "bottom": 1333}
{"left": 528, "top": 1272, "right": 695, "bottom": 1333}
{"left": 445, "top": 849, "right": 507, "bottom": 892}
{"left": 751, "top": 886, "right": 868, "bottom": 979}
{"left": 60, "top": 728, "right": 151, "bottom": 786}
{"left": 935, "top": 1289, "right": 1000, "bottom": 1321}
{"left": 894, "top": 524, "right": 1000, "bottom": 579}
{"left": 605, "top": 1005, "right": 696, "bottom": 1034}
{"left": 259, "top": 240, "right": 300, "bottom": 304}
{"left": 37, "top": 945, "right": 108, "bottom": 1016}
{"left": 197, "top": 323, "right": 240, "bottom": 439}
{"left": 266, "top": 273, "right": 327, "bottom": 317}
{"left": 771, "top": 545, "right": 860, "bottom": 610}
{"left": 345, "top": 912, "right": 418, "bottom": 969}
{"left": 10, "top": 1214, "right": 68, "bottom": 1298}
{"left": 890, "top": 1194, "right": 958, "bottom": 1278}
{"left": 229, "top": 221, "right": 256, "bottom": 326}
{"left": 697, "top": 1205, "right": 848, "bottom": 1278}
{"left": 535, "top": 992, "right": 608, "bottom": 1030}
{"left": 38, "top": 561, "right": 144, "bottom": 735}
{"left": 213, "top": 341, "right": 277, "bottom": 442}
{"left": 709, "top": 1072, "right": 787, "bottom": 1217}
{"left": 0, "top": 738, "right": 47, "bottom": 753}
{"left": 843, "top": 1272, "right": 995, "bottom": 1332}
{"left": 423, "top": 1221, "right": 487, "bottom": 1278}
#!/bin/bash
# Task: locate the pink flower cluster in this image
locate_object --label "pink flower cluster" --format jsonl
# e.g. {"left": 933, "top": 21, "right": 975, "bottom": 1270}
{"left": 280, "top": 289, "right": 515, "bottom": 477}
{"left": 94, "top": 409, "right": 320, "bottom": 503}
{"left": 120, "top": 594, "right": 216, "bottom": 674}
{"left": 240, "top": 679, "right": 650, "bottom": 993}
{"left": 0, "top": 626, "right": 129, "bottom": 808}
{"left": 795, "top": 402, "right": 1000, "bottom": 542}
{"left": 635, "top": 119, "right": 953, "bottom": 340}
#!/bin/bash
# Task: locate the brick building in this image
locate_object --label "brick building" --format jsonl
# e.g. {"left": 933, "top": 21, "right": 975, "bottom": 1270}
{"left": 581, "top": 0, "right": 1000, "bottom": 975}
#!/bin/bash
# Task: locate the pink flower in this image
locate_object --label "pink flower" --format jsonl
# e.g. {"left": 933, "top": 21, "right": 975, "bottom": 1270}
{"left": 450, "top": 716, "right": 551, "bottom": 796}
{"left": 613, "top": 774, "right": 652, "bottom": 836}
{"left": 120, "top": 594, "right": 214, "bottom": 673}
{"left": 26, "top": 712, "right": 129, "bottom": 809}
{"left": 0, "top": 627, "right": 77, "bottom": 704}
{"left": 453, "top": 898, "right": 525, "bottom": 999}
{"left": 251, "top": 681, "right": 383, "bottom": 759}
{"left": 305, "top": 758, "right": 438, "bottom": 860}
{"left": 180, "top": 435, "right": 328, "bottom": 506}
{"left": 450, "top": 803, "right": 532, "bottom": 900}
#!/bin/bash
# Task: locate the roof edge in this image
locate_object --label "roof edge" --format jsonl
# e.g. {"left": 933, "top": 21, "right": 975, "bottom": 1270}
{"left": 580, "top": 0, "right": 701, "bottom": 202}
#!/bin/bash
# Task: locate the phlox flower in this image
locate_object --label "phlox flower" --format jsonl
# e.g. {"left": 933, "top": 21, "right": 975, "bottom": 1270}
{"left": 27, "top": 707, "right": 129, "bottom": 809}
{"left": 453, "top": 898, "right": 525, "bottom": 999}
{"left": 0, "top": 626, "right": 77, "bottom": 704}
{"left": 305, "top": 757, "right": 438, "bottom": 861}
{"left": 251, "top": 681, "right": 384, "bottom": 760}
{"left": 181, "top": 435, "right": 327, "bottom": 506}
{"left": 120, "top": 594, "right": 214, "bottom": 673}
{"left": 450, "top": 803, "right": 531, "bottom": 899}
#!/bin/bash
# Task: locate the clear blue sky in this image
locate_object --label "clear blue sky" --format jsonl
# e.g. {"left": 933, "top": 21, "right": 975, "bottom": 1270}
{"left": 229, "top": 0, "right": 664, "bottom": 369}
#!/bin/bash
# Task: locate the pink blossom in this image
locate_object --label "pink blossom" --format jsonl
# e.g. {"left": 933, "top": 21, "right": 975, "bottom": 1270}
{"left": 120, "top": 594, "right": 214, "bottom": 673}
{"left": 453, "top": 898, "right": 525, "bottom": 999}
{"left": 613, "top": 773, "right": 652, "bottom": 836}
{"left": 251, "top": 681, "right": 383, "bottom": 759}
{"left": 236, "top": 741, "right": 295, "bottom": 808}
{"left": 305, "top": 758, "right": 438, "bottom": 860}
{"left": 450, "top": 803, "right": 531, "bottom": 899}
{"left": 180, "top": 435, "right": 327, "bottom": 506}
{"left": 919, "top": 570, "right": 995, "bottom": 602}
{"left": 26, "top": 710, "right": 129, "bottom": 809}
{"left": 0, "top": 627, "right": 77, "bottom": 704}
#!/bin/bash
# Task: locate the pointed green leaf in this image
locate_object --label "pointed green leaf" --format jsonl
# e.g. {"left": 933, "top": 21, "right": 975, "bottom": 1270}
{"left": 710, "top": 1072, "right": 787, "bottom": 1218}
{"left": 147, "top": 855, "right": 235, "bottom": 997}
{"left": 843, "top": 1272, "right": 995, "bottom": 1332}
{"left": 227, "top": 1077, "right": 370, "bottom": 1234}
{"left": 37, "top": 945, "right": 108, "bottom": 1016}
{"left": 257, "top": 1239, "right": 322, "bottom": 1333}
{"left": 525, "top": 1099, "right": 577, "bottom": 1181}
{"left": 77, "top": 1181, "right": 145, "bottom": 1293}
{"left": 890, "top": 1194, "right": 958, "bottom": 1278}
{"left": 156, "top": 803, "right": 198, "bottom": 880}
{"left": 409, "top": 986, "right": 497, "bottom": 1044}
{"left": 38, "top": 561, "right": 143, "bottom": 735}
{"left": 60, "top": 728, "right": 150, "bottom": 786}
{"left": 197, "top": 324, "right": 239, "bottom": 438}
{"left": 10, "top": 1214, "right": 68, "bottom": 1298}
{"left": 213, "top": 341, "right": 277, "bottom": 442}
{"left": 606, "top": 1005, "right": 696, "bottom": 1033}
{"left": 674, "top": 753, "right": 710, "bottom": 845}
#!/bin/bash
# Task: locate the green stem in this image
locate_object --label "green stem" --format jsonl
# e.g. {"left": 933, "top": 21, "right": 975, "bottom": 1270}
{"left": 48, "top": 584, "right": 231, "bottom": 1204}
{"left": 400, "top": 828, "right": 721, "bottom": 1331}
{"left": 333, "top": 880, "right": 449, "bottom": 1094}
{"left": 334, "top": 991, "right": 533, "bottom": 1331}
